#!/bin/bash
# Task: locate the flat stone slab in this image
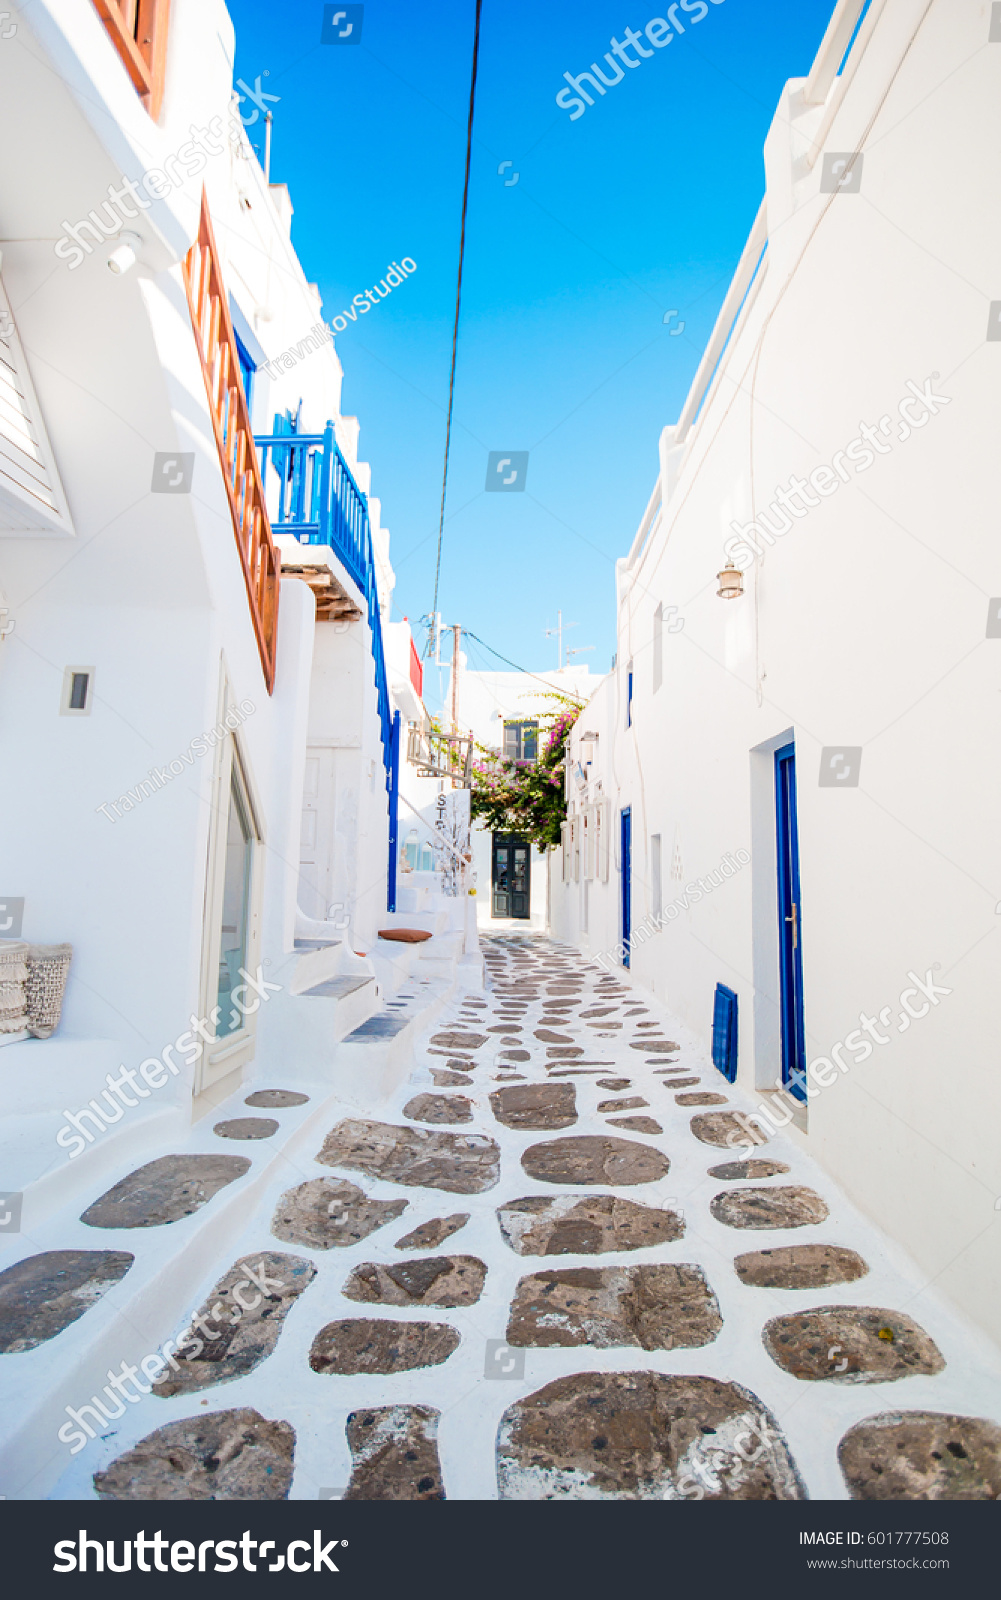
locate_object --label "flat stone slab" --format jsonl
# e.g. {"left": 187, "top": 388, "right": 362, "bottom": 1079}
{"left": 708, "top": 1159, "right": 791, "bottom": 1180}
{"left": 630, "top": 1040, "right": 679, "bottom": 1052}
{"left": 500, "top": 1049, "right": 530, "bottom": 1063}
{"left": 429, "top": 1031, "right": 487, "bottom": 1051}
{"left": 343, "top": 1255, "right": 486, "bottom": 1308}
{"left": 535, "top": 1028, "right": 574, "bottom": 1044}
{"left": 153, "top": 1251, "right": 315, "bottom": 1396}
{"left": 317, "top": 1119, "right": 500, "bottom": 1194}
{"left": 711, "top": 1186, "right": 829, "bottom": 1230}
{"left": 490, "top": 1083, "right": 577, "bottom": 1130}
{"left": 522, "top": 1136, "right": 669, "bottom": 1187}
{"left": 0, "top": 1249, "right": 133, "bottom": 1353}
{"left": 431, "top": 1070, "right": 473, "bottom": 1087}
{"left": 838, "top": 1411, "right": 1001, "bottom": 1500}
{"left": 596, "top": 1078, "right": 631, "bottom": 1090}
{"left": 580, "top": 1007, "right": 617, "bottom": 1018}
{"left": 310, "top": 1319, "right": 460, "bottom": 1375}
{"left": 81, "top": 1155, "right": 250, "bottom": 1229}
{"left": 661, "top": 1076, "right": 700, "bottom": 1089}
{"left": 676, "top": 1092, "right": 728, "bottom": 1107}
{"left": 344, "top": 1405, "right": 445, "bottom": 1500}
{"left": 498, "top": 1194, "right": 684, "bottom": 1256}
{"left": 488, "top": 1023, "right": 521, "bottom": 1033}
{"left": 395, "top": 1214, "right": 469, "bottom": 1250}
{"left": 598, "top": 1097, "right": 647, "bottom": 1112}
{"left": 764, "top": 1306, "right": 946, "bottom": 1383}
{"left": 735, "top": 1244, "right": 868, "bottom": 1290}
{"left": 507, "top": 1263, "right": 721, "bottom": 1350}
{"left": 547, "top": 1047, "right": 584, "bottom": 1059}
{"left": 691, "top": 1113, "right": 769, "bottom": 1149}
{"left": 607, "top": 1115, "right": 664, "bottom": 1135}
{"left": 245, "top": 1090, "right": 309, "bottom": 1109}
{"left": 94, "top": 1409, "right": 294, "bottom": 1500}
{"left": 404, "top": 1093, "right": 473, "bottom": 1126}
{"left": 496, "top": 1372, "right": 805, "bottom": 1500}
{"left": 271, "top": 1178, "right": 407, "bottom": 1249}
{"left": 213, "top": 1117, "right": 279, "bottom": 1140}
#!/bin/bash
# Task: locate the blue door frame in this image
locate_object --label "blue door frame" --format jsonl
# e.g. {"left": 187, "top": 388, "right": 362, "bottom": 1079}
{"left": 620, "top": 807, "right": 632, "bottom": 968}
{"left": 386, "top": 711, "right": 401, "bottom": 912}
{"left": 774, "top": 742, "right": 806, "bottom": 1099}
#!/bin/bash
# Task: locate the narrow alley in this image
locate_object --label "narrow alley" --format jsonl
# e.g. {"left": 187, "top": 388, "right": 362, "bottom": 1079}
{"left": 5, "top": 936, "right": 995, "bottom": 1503}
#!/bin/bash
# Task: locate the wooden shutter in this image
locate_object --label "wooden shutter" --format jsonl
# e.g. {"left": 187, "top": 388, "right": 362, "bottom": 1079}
{"left": 0, "top": 279, "right": 73, "bottom": 534}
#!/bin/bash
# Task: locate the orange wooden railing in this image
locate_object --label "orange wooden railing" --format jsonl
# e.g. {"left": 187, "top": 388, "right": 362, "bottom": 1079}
{"left": 182, "top": 190, "right": 279, "bottom": 694}
{"left": 92, "top": 1, "right": 171, "bottom": 120}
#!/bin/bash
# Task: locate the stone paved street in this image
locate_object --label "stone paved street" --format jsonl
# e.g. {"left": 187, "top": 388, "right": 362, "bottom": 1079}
{"left": 7, "top": 936, "right": 1001, "bottom": 1501}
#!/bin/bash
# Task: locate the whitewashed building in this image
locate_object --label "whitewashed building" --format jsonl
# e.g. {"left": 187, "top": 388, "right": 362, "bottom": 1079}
{"left": 0, "top": 0, "right": 470, "bottom": 1241}
{"left": 552, "top": 0, "right": 1001, "bottom": 1345}
{"left": 452, "top": 660, "right": 598, "bottom": 931}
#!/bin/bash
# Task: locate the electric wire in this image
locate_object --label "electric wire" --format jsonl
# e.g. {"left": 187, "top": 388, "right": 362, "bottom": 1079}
{"left": 428, "top": 0, "right": 483, "bottom": 654}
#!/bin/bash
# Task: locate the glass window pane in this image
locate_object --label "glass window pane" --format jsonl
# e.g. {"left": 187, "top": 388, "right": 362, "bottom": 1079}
{"left": 523, "top": 722, "right": 538, "bottom": 760}
{"left": 216, "top": 768, "right": 253, "bottom": 1038}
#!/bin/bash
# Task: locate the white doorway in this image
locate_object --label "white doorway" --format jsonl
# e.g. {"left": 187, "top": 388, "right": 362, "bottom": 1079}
{"left": 299, "top": 747, "right": 336, "bottom": 921}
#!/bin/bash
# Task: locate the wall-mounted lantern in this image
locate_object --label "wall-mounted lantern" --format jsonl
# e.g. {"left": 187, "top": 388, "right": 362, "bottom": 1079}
{"left": 716, "top": 562, "right": 744, "bottom": 600}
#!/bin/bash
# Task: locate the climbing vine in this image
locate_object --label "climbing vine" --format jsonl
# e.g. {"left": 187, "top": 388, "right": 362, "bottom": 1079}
{"left": 469, "top": 693, "right": 583, "bottom": 850}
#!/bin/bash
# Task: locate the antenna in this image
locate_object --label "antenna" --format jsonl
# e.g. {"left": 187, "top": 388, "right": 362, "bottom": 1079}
{"left": 544, "top": 609, "right": 578, "bottom": 669}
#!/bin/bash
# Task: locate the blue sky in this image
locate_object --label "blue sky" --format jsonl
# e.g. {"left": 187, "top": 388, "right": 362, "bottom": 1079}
{"left": 229, "top": 0, "right": 836, "bottom": 705}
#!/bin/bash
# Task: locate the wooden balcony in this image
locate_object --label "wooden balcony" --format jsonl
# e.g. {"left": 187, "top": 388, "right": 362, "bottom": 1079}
{"left": 183, "top": 190, "right": 279, "bottom": 694}
{"left": 92, "top": 1, "right": 171, "bottom": 120}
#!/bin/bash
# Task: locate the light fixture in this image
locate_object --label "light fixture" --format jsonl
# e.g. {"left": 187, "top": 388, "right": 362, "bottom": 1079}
{"left": 716, "top": 562, "right": 744, "bottom": 600}
{"left": 107, "top": 232, "right": 142, "bottom": 275}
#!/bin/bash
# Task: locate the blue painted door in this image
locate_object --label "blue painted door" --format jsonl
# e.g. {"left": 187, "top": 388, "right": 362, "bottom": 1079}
{"left": 774, "top": 743, "right": 806, "bottom": 1099}
{"left": 620, "top": 807, "right": 632, "bottom": 968}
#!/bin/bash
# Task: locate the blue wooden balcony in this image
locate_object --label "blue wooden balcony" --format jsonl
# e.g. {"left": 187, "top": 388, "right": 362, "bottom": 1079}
{"left": 254, "top": 415, "right": 393, "bottom": 785}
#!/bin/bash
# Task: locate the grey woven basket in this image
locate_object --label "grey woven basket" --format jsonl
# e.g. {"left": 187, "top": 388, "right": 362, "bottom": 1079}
{"left": 0, "top": 940, "right": 29, "bottom": 1034}
{"left": 25, "top": 943, "right": 73, "bottom": 1039}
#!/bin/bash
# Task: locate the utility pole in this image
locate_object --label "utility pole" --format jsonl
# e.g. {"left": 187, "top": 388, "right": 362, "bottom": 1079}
{"left": 450, "top": 623, "right": 461, "bottom": 732}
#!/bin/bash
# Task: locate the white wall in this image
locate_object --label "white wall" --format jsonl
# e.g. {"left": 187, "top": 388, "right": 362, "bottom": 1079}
{"left": 0, "top": 0, "right": 403, "bottom": 1130}
{"left": 552, "top": 0, "right": 1001, "bottom": 1343}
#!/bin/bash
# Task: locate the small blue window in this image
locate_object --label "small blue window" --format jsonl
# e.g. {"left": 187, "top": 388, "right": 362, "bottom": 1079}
{"left": 712, "top": 983, "right": 738, "bottom": 1082}
{"left": 626, "top": 663, "right": 633, "bottom": 728}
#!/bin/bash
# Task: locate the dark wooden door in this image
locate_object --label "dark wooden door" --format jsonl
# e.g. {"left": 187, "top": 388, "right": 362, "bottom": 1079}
{"left": 492, "top": 834, "right": 531, "bottom": 918}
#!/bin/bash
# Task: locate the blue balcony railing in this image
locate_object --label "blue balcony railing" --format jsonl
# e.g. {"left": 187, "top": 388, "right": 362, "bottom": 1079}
{"left": 255, "top": 414, "right": 393, "bottom": 786}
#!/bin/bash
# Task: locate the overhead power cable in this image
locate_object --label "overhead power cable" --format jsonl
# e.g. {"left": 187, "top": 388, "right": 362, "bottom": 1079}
{"left": 463, "top": 630, "right": 578, "bottom": 697}
{"left": 428, "top": 0, "right": 483, "bottom": 655}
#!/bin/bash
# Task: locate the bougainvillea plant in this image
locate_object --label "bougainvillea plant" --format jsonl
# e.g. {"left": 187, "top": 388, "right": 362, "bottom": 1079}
{"left": 469, "top": 692, "right": 584, "bottom": 850}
